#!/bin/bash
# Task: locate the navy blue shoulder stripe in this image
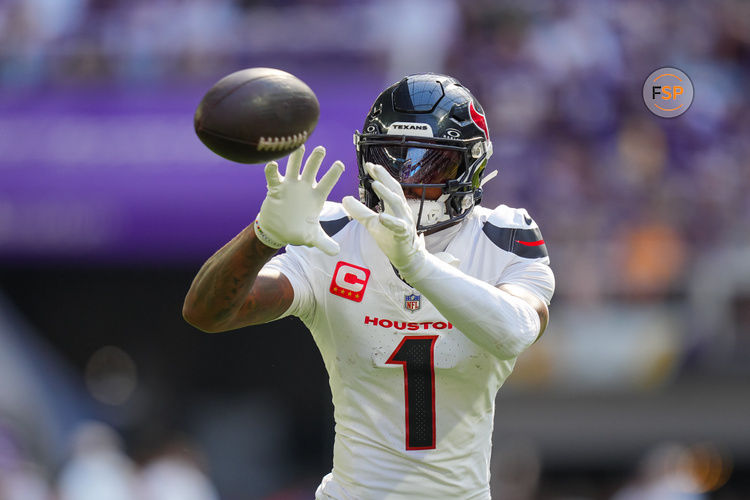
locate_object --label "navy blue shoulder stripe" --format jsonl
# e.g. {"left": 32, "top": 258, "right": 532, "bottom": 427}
{"left": 320, "top": 216, "right": 351, "bottom": 237}
{"left": 482, "top": 221, "right": 548, "bottom": 259}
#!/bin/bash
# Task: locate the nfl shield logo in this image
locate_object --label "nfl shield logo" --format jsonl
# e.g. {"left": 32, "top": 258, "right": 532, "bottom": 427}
{"left": 404, "top": 293, "right": 421, "bottom": 312}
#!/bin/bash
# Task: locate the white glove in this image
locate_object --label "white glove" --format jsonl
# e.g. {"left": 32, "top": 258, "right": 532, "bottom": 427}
{"left": 255, "top": 145, "right": 344, "bottom": 255}
{"left": 342, "top": 162, "right": 425, "bottom": 272}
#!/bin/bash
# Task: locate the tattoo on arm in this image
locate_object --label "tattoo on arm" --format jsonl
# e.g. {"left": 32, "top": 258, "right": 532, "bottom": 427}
{"left": 183, "top": 225, "right": 294, "bottom": 332}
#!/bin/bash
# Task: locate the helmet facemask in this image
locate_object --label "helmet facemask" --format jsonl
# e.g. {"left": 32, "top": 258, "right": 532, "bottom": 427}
{"left": 355, "top": 134, "right": 491, "bottom": 234}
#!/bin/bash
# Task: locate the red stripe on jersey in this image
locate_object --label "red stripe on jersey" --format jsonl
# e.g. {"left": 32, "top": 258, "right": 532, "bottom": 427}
{"left": 515, "top": 239, "right": 545, "bottom": 247}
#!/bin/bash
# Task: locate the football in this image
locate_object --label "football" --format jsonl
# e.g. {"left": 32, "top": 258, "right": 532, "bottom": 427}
{"left": 194, "top": 68, "right": 319, "bottom": 164}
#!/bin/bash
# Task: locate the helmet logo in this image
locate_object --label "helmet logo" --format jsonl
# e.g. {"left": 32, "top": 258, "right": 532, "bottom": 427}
{"left": 469, "top": 102, "right": 489, "bottom": 140}
{"left": 386, "top": 122, "right": 434, "bottom": 137}
{"left": 445, "top": 129, "right": 461, "bottom": 138}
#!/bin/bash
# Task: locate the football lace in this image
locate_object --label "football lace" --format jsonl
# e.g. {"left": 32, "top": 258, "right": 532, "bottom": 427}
{"left": 257, "top": 131, "right": 308, "bottom": 151}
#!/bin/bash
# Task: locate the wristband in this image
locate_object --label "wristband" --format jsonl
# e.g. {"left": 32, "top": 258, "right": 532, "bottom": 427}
{"left": 254, "top": 219, "right": 284, "bottom": 249}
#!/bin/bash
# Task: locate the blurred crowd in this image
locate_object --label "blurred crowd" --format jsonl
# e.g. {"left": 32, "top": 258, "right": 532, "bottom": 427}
{"left": 1, "top": 0, "right": 749, "bottom": 498}
{"left": 0, "top": 420, "right": 220, "bottom": 500}
{"left": 0, "top": 416, "right": 725, "bottom": 500}
{"left": 447, "top": 0, "right": 750, "bottom": 379}
{"left": 452, "top": 0, "right": 750, "bottom": 299}
{"left": 3, "top": 0, "right": 748, "bottom": 323}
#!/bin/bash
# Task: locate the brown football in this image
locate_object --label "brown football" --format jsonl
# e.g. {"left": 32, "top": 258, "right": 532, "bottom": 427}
{"left": 194, "top": 68, "right": 319, "bottom": 164}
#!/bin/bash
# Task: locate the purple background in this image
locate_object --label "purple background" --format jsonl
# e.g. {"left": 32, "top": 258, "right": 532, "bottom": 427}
{"left": 0, "top": 73, "right": 383, "bottom": 263}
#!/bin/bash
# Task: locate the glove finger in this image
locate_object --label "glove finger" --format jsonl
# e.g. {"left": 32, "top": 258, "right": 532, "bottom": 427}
{"left": 342, "top": 195, "right": 378, "bottom": 226}
{"left": 378, "top": 212, "right": 410, "bottom": 235}
{"left": 264, "top": 161, "right": 282, "bottom": 188}
{"left": 371, "top": 180, "right": 411, "bottom": 221}
{"left": 310, "top": 227, "right": 340, "bottom": 256}
{"left": 366, "top": 162, "right": 405, "bottom": 201}
{"left": 285, "top": 145, "right": 305, "bottom": 180}
{"left": 301, "top": 145, "right": 326, "bottom": 183}
{"left": 316, "top": 160, "right": 345, "bottom": 197}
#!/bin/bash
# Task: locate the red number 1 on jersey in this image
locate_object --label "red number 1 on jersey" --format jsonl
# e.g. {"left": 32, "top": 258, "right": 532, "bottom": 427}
{"left": 386, "top": 335, "right": 438, "bottom": 450}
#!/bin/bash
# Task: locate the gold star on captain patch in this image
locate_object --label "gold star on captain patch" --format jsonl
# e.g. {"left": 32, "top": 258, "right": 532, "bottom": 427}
{"left": 354, "top": 293, "right": 360, "bottom": 299}
{"left": 332, "top": 287, "right": 338, "bottom": 292}
{"left": 347, "top": 291, "right": 352, "bottom": 296}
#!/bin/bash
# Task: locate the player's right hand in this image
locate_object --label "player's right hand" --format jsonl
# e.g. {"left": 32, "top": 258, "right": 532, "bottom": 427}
{"left": 342, "top": 162, "right": 425, "bottom": 272}
{"left": 254, "top": 145, "right": 344, "bottom": 255}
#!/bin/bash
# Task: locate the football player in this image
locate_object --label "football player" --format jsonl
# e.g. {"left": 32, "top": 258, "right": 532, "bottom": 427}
{"left": 183, "top": 74, "right": 555, "bottom": 499}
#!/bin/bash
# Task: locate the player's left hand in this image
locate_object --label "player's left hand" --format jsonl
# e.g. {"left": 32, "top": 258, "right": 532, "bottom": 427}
{"left": 342, "top": 162, "right": 425, "bottom": 270}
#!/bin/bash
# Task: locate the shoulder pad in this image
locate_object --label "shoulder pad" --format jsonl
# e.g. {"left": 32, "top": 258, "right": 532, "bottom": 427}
{"left": 320, "top": 201, "right": 352, "bottom": 237}
{"left": 482, "top": 205, "right": 548, "bottom": 259}
{"left": 486, "top": 205, "right": 536, "bottom": 228}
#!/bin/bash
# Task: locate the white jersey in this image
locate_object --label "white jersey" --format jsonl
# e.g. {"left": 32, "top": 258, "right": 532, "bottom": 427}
{"left": 264, "top": 202, "right": 554, "bottom": 500}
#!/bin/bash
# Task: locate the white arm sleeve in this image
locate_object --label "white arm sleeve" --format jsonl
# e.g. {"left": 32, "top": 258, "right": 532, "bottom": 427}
{"left": 400, "top": 252, "right": 544, "bottom": 360}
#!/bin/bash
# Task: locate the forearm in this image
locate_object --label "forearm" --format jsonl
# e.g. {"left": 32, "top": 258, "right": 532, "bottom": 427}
{"left": 401, "top": 253, "right": 541, "bottom": 360}
{"left": 183, "top": 225, "right": 278, "bottom": 331}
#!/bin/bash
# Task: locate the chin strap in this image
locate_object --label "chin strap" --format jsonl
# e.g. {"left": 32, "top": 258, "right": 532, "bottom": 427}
{"left": 406, "top": 198, "right": 450, "bottom": 227}
{"left": 480, "top": 169, "right": 498, "bottom": 187}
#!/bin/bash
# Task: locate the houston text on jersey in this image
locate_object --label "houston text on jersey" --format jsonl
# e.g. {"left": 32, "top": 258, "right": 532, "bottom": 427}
{"left": 364, "top": 316, "right": 453, "bottom": 330}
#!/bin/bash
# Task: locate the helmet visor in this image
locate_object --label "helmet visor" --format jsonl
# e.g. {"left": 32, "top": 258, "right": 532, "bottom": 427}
{"left": 362, "top": 145, "right": 463, "bottom": 185}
